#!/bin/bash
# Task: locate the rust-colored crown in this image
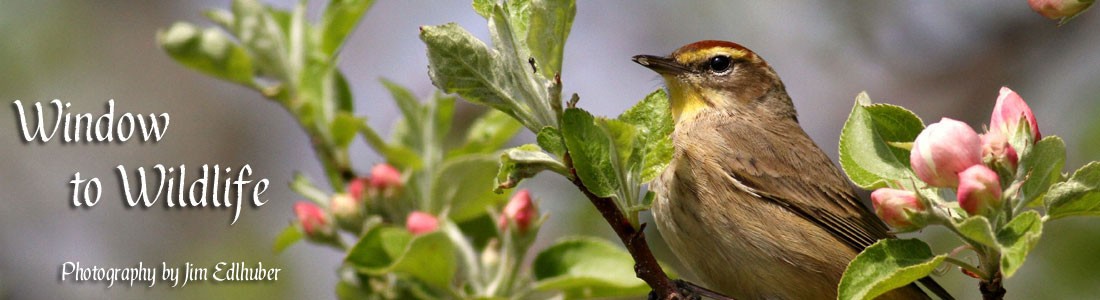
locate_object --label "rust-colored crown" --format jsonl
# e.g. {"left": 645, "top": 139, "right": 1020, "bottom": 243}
{"left": 671, "top": 40, "right": 750, "bottom": 57}
{"left": 669, "top": 40, "right": 763, "bottom": 66}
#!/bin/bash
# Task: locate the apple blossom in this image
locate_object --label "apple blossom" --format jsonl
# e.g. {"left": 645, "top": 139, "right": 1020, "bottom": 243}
{"left": 990, "top": 87, "right": 1040, "bottom": 143}
{"left": 871, "top": 188, "right": 927, "bottom": 231}
{"left": 498, "top": 189, "right": 536, "bottom": 232}
{"left": 369, "top": 164, "right": 403, "bottom": 198}
{"left": 406, "top": 211, "right": 439, "bottom": 235}
{"left": 1029, "top": 0, "right": 1094, "bottom": 20}
{"left": 911, "top": 118, "right": 982, "bottom": 187}
{"left": 294, "top": 201, "right": 332, "bottom": 238}
{"left": 958, "top": 165, "right": 1004, "bottom": 216}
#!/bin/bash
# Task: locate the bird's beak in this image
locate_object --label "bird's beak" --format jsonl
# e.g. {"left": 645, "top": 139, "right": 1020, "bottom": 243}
{"left": 633, "top": 55, "right": 691, "bottom": 75}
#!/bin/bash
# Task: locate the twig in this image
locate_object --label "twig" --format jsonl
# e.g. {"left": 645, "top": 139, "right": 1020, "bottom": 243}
{"left": 563, "top": 153, "right": 681, "bottom": 299}
{"left": 979, "top": 272, "right": 1005, "bottom": 300}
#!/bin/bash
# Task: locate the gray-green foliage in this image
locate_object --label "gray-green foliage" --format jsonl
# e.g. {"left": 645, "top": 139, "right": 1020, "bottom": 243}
{"left": 162, "top": 1, "right": 588, "bottom": 299}
{"left": 159, "top": 0, "right": 376, "bottom": 188}
{"left": 166, "top": 0, "right": 678, "bottom": 298}
{"left": 422, "top": 0, "right": 675, "bottom": 296}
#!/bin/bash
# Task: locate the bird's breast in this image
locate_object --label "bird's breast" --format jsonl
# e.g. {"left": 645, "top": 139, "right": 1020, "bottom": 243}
{"left": 650, "top": 127, "right": 853, "bottom": 299}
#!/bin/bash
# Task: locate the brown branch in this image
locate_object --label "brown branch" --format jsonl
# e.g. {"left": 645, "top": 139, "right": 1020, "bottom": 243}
{"left": 562, "top": 153, "right": 680, "bottom": 299}
{"left": 979, "top": 272, "right": 1005, "bottom": 300}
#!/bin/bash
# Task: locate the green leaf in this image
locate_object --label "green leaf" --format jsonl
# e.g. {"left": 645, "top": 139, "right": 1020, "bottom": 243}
{"left": 450, "top": 110, "right": 522, "bottom": 158}
{"left": 381, "top": 79, "right": 429, "bottom": 153}
{"left": 286, "top": 2, "right": 308, "bottom": 84}
{"left": 525, "top": 0, "right": 575, "bottom": 78}
{"left": 421, "top": 5, "right": 557, "bottom": 132}
{"left": 492, "top": 0, "right": 558, "bottom": 129}
{"left": 381, "top": 81, "right": 455, "bottom": 160}
{"left": 263, "top": 5, "right": 293, "bottom": 38}
{"left": 997, "top": 211, "right": 1043, "bottom": 277}
{"left": 203, "top": 9, "right": 235, "bottom": 31}
{"left": 561, "top": 108, "right": 619, "bottom": 197}
{"left": 838, "top": 239, "right": 947, "bottom": 300}
{"left": 346, "top": 226, "right": 411, "bottom": 271}
{"left": 334, "top": 70, "right": 354, "bottom": 112}
{"left": 641, "top": 190, "right": 656, "bottom": 207}
{"left": 953, "top": 216, "right": 998, "bottom": 248}
{"left": 533, "top": 237, "right": 649, "bottom": 298}
{"left": 839, "top": 92, "right": 925, "bottom": 189}
{"left": 158, "top": 23, "right": 254, "bottom": 85}
{"left": 1052, "top": 0, "right": 1097, "bottom": 25}
{"left": 335, "top": 278, "right": 372, "bottom": 300}
{"left": 432, "top": 155, "right": 507, "bottom": 222}
{"left": 382, "top": 78, "right": 423, "bottom": 126}
{"left": 495, "top": 144, "right": 568, "bottom": 192}
{"left": 384, "top": 145, "right": 424, "bottom": 170}
{"left": 360, "top": 123, "right": 423, "bottom": 170}
{"left": 272, "top": 224, "right": 303, "bottom": 254}
{"left": 1018, "top": 136, "right": 1066, "bottom": 206}
{"left": 319, "top": 0, "right": 375, "bottom": 57}
{"left": 472, "top": 0, "right": 494, "bottom": 19}
{"left": 232, "top": 0, "right": 289, "bottom": 80}
{"left": 297, "top": 63, "right": 341, "bottom": 134}
{"left": 536, "top": 126, "right": 565, "bottom": 157}
{"left": 432, "top": 93, "right": 456, "bottom": 148}
{"left": 865, "top": 104, "right": 923, "bottom": 164}
{"left": 1046, "top": 162, "right": 1100, "bottom": 219}
{"left": 599, "top": 118, "right": 637, "bottom": 175}
{"left": 618, "top": 89, "right": 673, "bottom": 182}
{"left": 503, "top": 0, "right": 533, "bottom": 40}
{"left": 331, "top": 112, "right": 363, "bottom": 149}
{"left": 289, "top": 173, "right": 329, "bottom": 204}
{"left": 346, "top": 226, "right": 456, "bottom": 289}
{"left": 420, "top": 23, "right": 532, "bottom": 128}
{"left": 390, "top": 118, "right": 416, "bottom": 155}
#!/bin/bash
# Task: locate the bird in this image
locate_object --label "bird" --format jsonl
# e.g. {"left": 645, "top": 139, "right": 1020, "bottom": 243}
{"left": 633, "top": 40, "right": 951, "bottom": 300}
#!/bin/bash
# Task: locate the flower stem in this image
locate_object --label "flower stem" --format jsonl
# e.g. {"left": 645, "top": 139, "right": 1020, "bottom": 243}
{"left": 944, "top": 256, "right": 987, "bottom": 279}
{"left": 442, "top": 221, "right": 483, "bottom": 294}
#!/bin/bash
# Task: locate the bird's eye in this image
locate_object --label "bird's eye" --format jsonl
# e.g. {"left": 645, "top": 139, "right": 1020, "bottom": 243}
{"left": 708, "top": 55, "right": 732, "bottom": 74}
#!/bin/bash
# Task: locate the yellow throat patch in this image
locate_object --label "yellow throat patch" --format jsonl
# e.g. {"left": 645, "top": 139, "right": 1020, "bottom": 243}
{"left": 661, "top": 74, "right": 709, "bottom": 123}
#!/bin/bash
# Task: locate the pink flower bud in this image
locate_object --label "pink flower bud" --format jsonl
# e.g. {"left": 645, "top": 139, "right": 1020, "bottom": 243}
{"left": 294, "top": 201, "right": 330, "bottom": 237}
{"left": 990, "top": 87, "right": 1040, "bottom": 142}
{"left": 1029, "top": 0, "right": 1094, "bottom": 20}
{"left": 346, "top": 177, "right": 368, "bottom": 200}
{"left": 871, "top": 188, "right": 927, "bottom": 231}
{"left": 406, "top": 211, "right": 439, "bottom": 235}
{"left": 911, "top": 118, "right": 982, "bottom": 187}
{"left": 369, "top": 164, "right": 403, "bottom": 198}
{"left": 957, "top": 165, "right": 1003, "bottom": 216}
{"left": 498, "top": 189, "right": 536, "bottom": 232}
{"left": 981, "top": 131, "right": 1019, "bottom": 169}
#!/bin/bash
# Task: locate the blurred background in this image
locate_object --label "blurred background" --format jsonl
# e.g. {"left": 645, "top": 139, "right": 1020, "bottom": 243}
{"left": 1, "top": 1, "right": 1098, "bottom": 299}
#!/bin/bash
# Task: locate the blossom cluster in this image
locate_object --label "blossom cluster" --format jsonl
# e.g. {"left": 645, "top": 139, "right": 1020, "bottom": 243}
{"left": 872, "top": 87, "right": 1040, "bottom": 230}
{"left": 293, "top": 164, "right": 538, "bottom": 240}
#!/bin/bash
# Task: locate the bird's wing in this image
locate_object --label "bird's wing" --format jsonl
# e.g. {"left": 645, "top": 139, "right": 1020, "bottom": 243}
{"left": 705, "top": 115, "right": 893, "bottom": 251}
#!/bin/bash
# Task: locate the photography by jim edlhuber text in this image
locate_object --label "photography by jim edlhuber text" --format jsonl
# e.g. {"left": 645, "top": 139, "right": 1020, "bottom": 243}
{"left": 60, "top": 261, "right": 283, "bottom": 288}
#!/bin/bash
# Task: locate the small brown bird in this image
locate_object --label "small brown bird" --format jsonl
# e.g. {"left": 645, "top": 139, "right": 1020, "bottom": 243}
{"left": 635, "top": 41, "right": 949, "bottom": 299}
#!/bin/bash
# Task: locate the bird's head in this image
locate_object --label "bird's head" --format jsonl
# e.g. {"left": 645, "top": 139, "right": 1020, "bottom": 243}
{"left": 633, "top": 40, "right": 795, "bottom": 124}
